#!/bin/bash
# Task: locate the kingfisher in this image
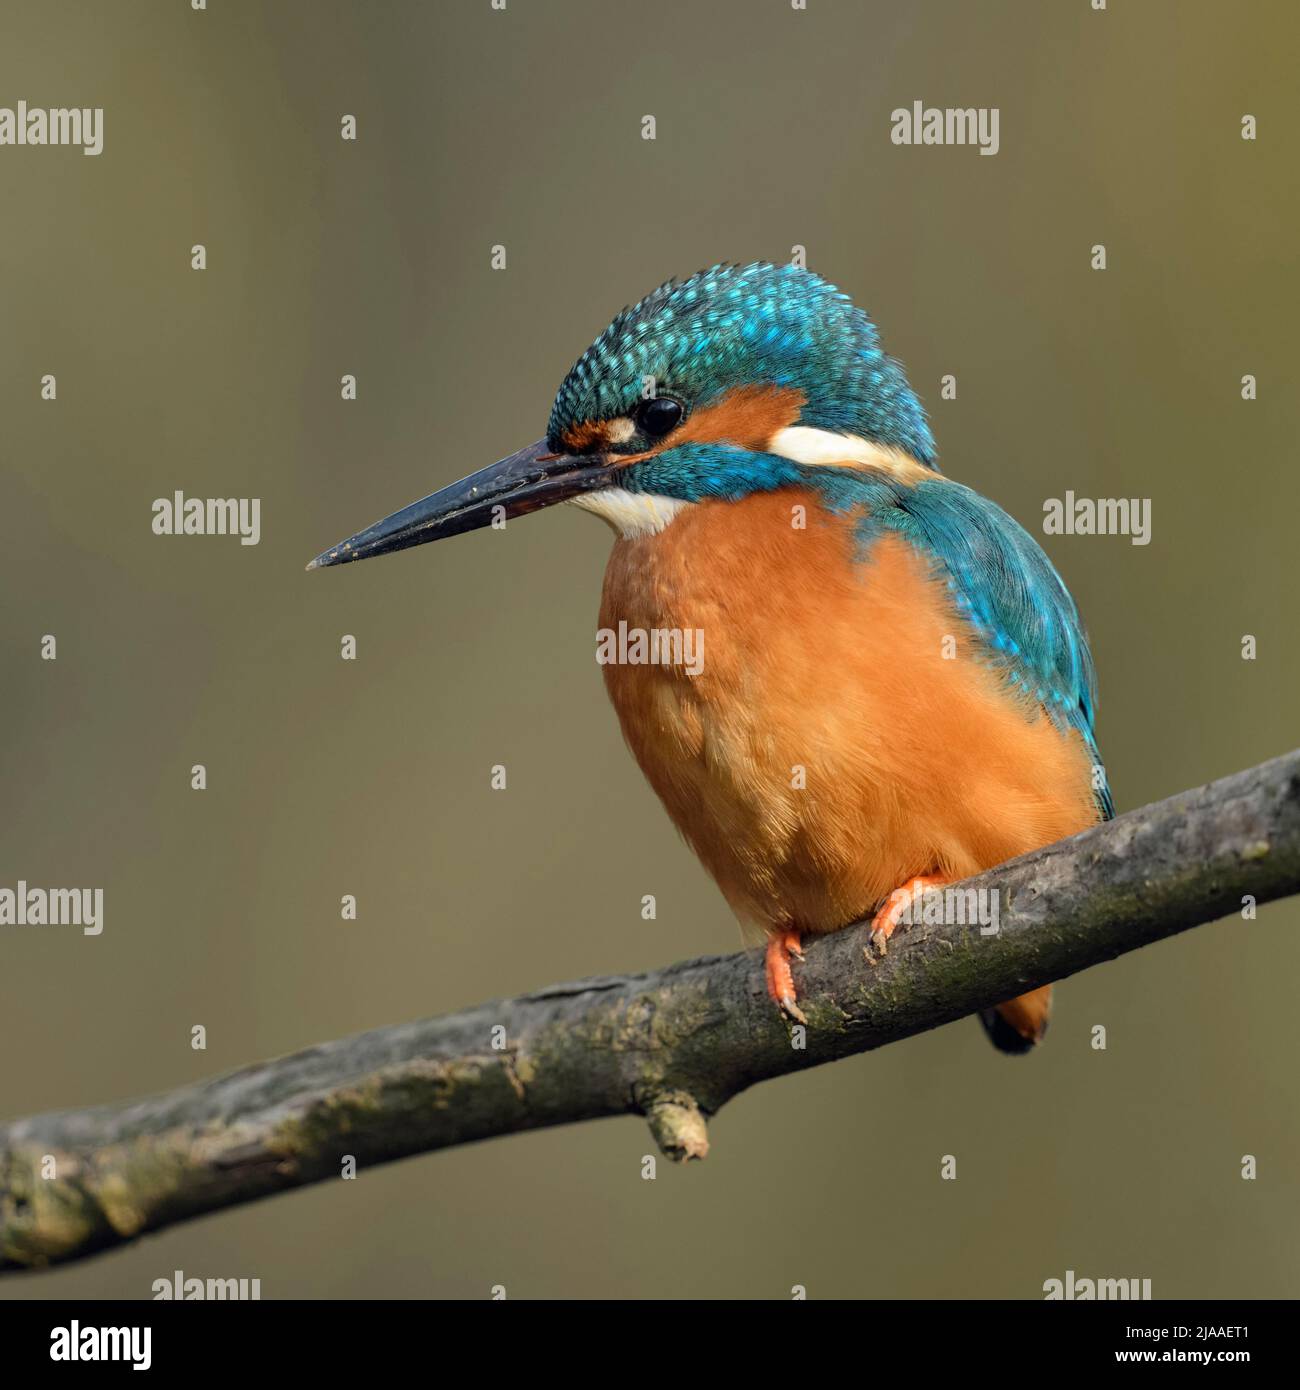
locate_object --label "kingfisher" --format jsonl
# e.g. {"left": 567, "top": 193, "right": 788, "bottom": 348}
{"left": 309, "top": 262, "right": 1112, "bottom": 1052}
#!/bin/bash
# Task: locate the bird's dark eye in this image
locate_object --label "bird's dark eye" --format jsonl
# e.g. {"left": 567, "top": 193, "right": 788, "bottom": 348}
{"left": 635, "top": 396, "right": 683, "bottom": 439}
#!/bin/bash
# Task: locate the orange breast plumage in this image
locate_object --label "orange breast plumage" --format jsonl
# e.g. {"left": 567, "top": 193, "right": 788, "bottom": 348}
{"left": 598, "top": 486, "right": 1100, "bottom": 938}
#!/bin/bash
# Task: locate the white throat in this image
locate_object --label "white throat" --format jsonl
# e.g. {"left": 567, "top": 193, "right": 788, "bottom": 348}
{"left": 569, "top": 488, "right": 690, "bottom": 539}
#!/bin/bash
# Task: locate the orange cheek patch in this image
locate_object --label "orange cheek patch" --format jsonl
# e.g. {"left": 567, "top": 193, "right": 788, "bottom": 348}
{"left": 562, "top": 386, "right": 805, "bottom": 468}
{"left": 612, "top": 385, "right": 807, "bottom": 467}
{"left": 675, "top": 384, "right": 805, "bottom": 450}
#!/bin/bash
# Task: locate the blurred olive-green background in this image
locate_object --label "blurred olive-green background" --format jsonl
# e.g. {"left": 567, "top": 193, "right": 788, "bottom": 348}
{"left": 2, "top": 0, "right": 1297, "bottom": 1299}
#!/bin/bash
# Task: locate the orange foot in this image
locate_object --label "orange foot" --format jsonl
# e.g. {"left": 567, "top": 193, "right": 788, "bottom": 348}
{"left": 867, "top": 874, "right": 949, "bottom": 961}
{"left": 764, "top": 929, "right": 807, "bottom": 1024}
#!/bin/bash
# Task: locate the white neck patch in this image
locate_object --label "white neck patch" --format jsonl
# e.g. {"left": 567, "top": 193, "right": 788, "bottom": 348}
{"left": 767, "top": 427, "right": 934, "bottom": 482}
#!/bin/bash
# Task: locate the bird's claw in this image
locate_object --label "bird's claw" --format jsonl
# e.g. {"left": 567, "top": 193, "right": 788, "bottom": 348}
{"left": 779, "top": 993, "right": 808, "bottom": 1025}
{"left": 765, "top": 930, "right": 807, "bottom": 1025}
{"left": 866, "top": 874, "right": 949, "bottom": 964}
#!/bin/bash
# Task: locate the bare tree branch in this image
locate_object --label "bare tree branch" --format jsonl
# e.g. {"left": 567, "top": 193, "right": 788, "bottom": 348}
{"left": 3, "top": 750, "right": 1298, "bottom": 1273}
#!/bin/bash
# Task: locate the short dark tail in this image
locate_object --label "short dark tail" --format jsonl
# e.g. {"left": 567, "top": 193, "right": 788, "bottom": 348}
{"left": 980, "top": 985, "right": 1052, "bottom": 1054}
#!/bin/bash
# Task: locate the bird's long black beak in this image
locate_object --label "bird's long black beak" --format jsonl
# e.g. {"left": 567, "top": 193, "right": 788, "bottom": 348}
{"left": 306, "top": 438, "right": 608, "bottom": 570}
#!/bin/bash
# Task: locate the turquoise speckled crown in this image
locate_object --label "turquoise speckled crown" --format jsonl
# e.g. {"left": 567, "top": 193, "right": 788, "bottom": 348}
{"left": 547, "top": 261, "right": 937, "bottom": 468}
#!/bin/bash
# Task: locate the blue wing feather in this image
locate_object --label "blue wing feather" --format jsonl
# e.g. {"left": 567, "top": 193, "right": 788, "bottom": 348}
{"left": 811, "top": 469, "right": 1114, "bottom": 821}
{"left": 620, "top": 444, "right": 1113, "bottom": 821}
